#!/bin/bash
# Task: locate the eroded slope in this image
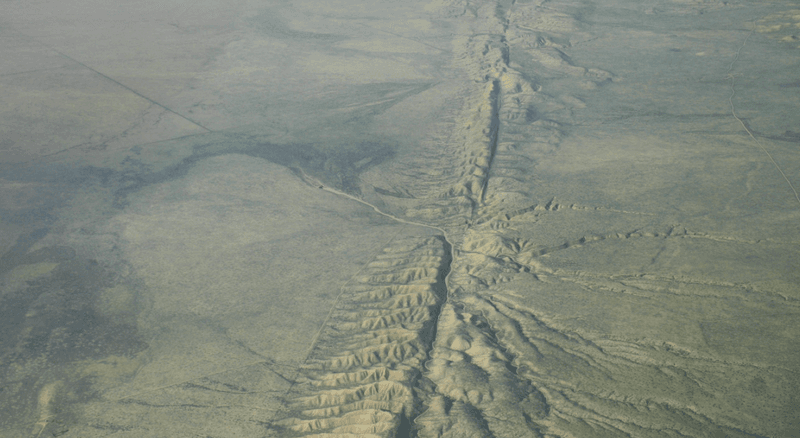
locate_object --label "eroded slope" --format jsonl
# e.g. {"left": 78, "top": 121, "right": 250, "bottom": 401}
{"left": 297, "top": 0, "right": 800, "bottom": 436}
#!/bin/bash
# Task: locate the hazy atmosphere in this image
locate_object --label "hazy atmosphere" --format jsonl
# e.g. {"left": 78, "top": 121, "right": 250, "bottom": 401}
{"left": 1, "top": 0, "right": 799, "bottom": 436}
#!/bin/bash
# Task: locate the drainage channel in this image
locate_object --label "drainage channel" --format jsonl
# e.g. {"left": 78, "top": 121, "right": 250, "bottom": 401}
{"left": 268, "top": 169, "right": 459, "bottom": 437}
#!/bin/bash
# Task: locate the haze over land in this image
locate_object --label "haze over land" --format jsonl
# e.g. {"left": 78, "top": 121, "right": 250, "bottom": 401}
{"left": 1, "top": 0, "right": 799, "bottom": 436}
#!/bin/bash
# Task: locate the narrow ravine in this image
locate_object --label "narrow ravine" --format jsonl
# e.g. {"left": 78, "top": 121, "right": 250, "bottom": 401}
{"left": 270, "top": 171, "right": 458, "bottom": 437}
{"left": 2, "top": 0, "right": 798, "bottom": 436}
{"left": 270, "top": 1, "right": 800, "bottom": 437}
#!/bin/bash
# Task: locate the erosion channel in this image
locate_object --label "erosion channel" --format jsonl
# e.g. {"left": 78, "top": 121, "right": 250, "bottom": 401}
{"left": 1, "top": 0, "right": 799, "bottom": 437}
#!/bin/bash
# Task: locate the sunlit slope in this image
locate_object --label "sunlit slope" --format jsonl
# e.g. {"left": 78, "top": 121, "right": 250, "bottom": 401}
{"left": 276, "top": 235, "right": 450, "bottom": 437}
{"left": 2, "top": 0, "right": 798, "bottom": 436}
{"left": 351, "top": 0, "right": 800, "bottom": 436}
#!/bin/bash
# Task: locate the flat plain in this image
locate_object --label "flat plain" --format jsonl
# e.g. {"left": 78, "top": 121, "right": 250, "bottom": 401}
{"left": 1, "top": 0, "right": 799, "bottom": 436}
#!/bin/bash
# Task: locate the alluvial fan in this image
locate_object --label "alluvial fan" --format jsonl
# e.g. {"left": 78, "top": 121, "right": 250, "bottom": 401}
{"left": 274, "top": 235, "right": 451, "bottom": 437}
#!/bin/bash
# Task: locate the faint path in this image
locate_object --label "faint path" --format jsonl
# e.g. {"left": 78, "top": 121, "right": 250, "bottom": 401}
{"left": 296, "top": 168, "right": 457, "bottom": 301}
{"left": 726, "top": 21, "right": 800, "bottom": 206}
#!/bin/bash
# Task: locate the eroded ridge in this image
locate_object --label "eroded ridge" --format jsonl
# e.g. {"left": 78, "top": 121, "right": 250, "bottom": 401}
{"left": 417, "top": 262, "right": 789, "bottom": 436}
{"left": 466, "top": 0, "right": 613, "bottom": 222}
{"left": 415, "top": 302, "right": 551, "bottom": 438}
{"left": 391, "top": 0, "right": 611, "bottom": 225}
{"left": 275, "top": 236, "right": 451, "bottom": 437}
{"left": 420, "top": 292, "right": 775, "bottom": 437}
{"left": 439, "top": 3, "right": 523, "bottom": 207}
{"left": 278, "top": 0, "right": 798, "bottom": 436}
{"left": 414, "top": 206, "right": 797, "bottom": 437}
